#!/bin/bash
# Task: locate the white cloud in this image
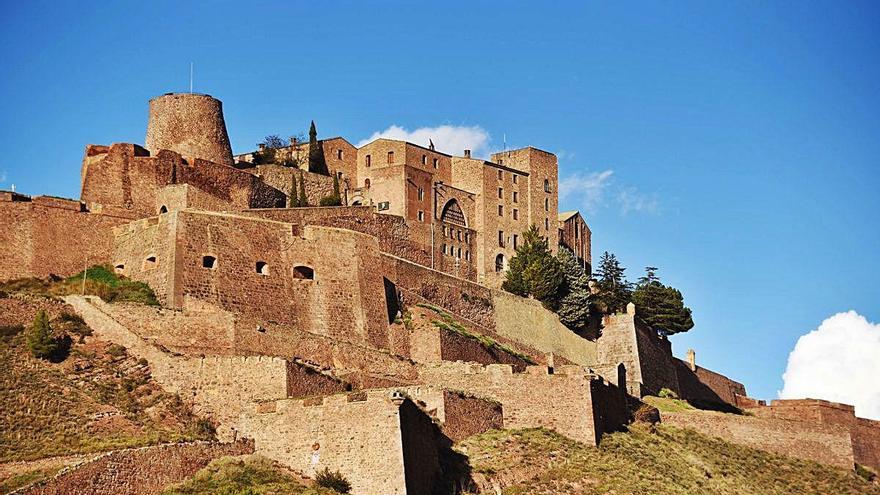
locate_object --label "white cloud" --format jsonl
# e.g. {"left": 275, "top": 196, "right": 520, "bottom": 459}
{"left": 780, "top": 311, "right": 880, "bottom": 420}
{"left": 357, "top": 125, "right": 490, "bottom": 158}
{"left": 559, "top": 170, "right": 614, "bottom": 214}
{"left": 617, "top": 186, "right": 660, "bottom": 215}
{"left": 0, "top": 170, "right": 7, "bottom": 185}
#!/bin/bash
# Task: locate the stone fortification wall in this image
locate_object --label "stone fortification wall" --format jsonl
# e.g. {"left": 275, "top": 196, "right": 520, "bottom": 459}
{"left": 750, "top": 399, "right": 880, "bottom": 470}
{"left": 395, "top": 386, "right": 503, "bottom": 443}
{"left": 598, "top": 305, "right": 745, "bottom": 406}
{"left": 661, "top": 410, "right": 855, "bottom": 469}
{"left": 675, "top": 358, "right": 747, "bottom": 409}
{"left": 492, "top": 290, "right": 597, "bottom": 366}
{"left": 88, "top": 301, "right": 420, "bottom": 385}
{"left": 0, "top": 192, "right": 133, "bottom": 281}
{"left": 248, "top": 165, "right": 335, "bottom": 206}
{"left": 384, "top": 253, "right": 597, "bottom": 366}
{"left": 247, "top": 206, "right": 433, "bottom": 268}
{"left": 238, "top": 391, "right": 440, "bottom": 495}
{"left": 156, "top": 183, "right": 237, "bottom": 213}
{"left": 286, "top": 361, "right": 350, "bottom": 398}
{"left": 16, "top": 440, "right": 252, "bottom": 495}
{"left": 113, "top": 210, "right": 392, "bottom": 352}
{"left": 81, "top": 144, "right": 285, "bottom": 219}
{"left": 64, "top": 296, "right": 288, "bottom": 437}
{"left": 418, "top": 362, "right": 626, "bottom": 445}
{"left": 145, "top": 93, "right": 234, "bottom": 167}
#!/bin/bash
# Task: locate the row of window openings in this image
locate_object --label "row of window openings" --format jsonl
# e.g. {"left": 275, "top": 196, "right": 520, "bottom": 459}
{"left": 364, "top": 152, "right": 439, "bottom": 169}
{"left": 498, "top": 205, "right": 520, "bottom": 220}
{"left": 498, "top": 232, "right": 519, "bottom": 250}
{"left": 442, "top": 226, "right": 469, "bottom": 242}
{"left": 441, "top": 244, "right": 470, "bottom": 261}
{"left": 136, "top": 256, "right": 314, "bottom": 279}
{"left": 498, "top": 188, "right": 519, "bottom": 203}
{"left": 497, "top": 170, "right": 519, "bottom": 184}
{"left": 495, "top": 170, "right": 552, "bottom": 194}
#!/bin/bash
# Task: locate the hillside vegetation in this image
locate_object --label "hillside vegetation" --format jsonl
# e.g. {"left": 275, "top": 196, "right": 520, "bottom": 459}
{"left": 457, "top": 426, "right": 879, "bottom": 495}
{"left": 0, "top": 264, "right": 158, "bottom": 305}
{"left": 0, "top": 295, "right": 213, "bottom": 490}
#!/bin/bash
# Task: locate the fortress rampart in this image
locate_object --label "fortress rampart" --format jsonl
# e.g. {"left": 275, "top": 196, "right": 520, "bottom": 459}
{"left": 0, "top": 191, "right": 133, "bottom": 280}
{"left": 238, "top": 391, "right": 441, "bottom": 495}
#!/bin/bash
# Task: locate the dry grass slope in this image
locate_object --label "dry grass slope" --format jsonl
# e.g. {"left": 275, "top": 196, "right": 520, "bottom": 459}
{"left": 458, "top": 426, "right": 880, "bottom": 495}
{"left": 161, "top": 455, "right": 338, "bottom": 495}
{"left": 0, "top": 296, "right": 213, "bottom": 466}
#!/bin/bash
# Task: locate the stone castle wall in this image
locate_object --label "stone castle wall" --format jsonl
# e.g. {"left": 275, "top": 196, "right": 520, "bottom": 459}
{"left": 418, "top": 362, "right": 626, "bottom": 446}
{"left": 113, "top": 210, "right": 393, "bottom": 352}
{"left": 661, "top": 410, "right": 855, "bottom": 469}
{"left": 750, "top": 399, "right": 880, "bottom": 470}
{"left": 238, "top": 392, "right": 440, "bottom": 495}
{"left": 247, "top": 165, "right": 336, "bottom": 206}
{"left": 17, "top": 440, "right": 253, "bottom": 495}
{"left": 81, "top": 144, "right": 285, "bottom": 219}
{"left": 0, "top": 192, "right": 133, "bottom": 281}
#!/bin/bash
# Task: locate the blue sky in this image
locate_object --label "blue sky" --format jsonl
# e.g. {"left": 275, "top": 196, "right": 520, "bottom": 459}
{"left": 2, "top": 1, "right": 878, "bottom": 402}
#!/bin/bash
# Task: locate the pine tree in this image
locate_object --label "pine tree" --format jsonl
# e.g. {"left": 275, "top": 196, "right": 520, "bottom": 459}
{"left": 593, "top": 251, "right": 633, "bottom": 314}
{"left": 502, "top": 225, "right": 564, "bottom": 310}
{"left": 27, "top": 310, "right": 58, "bottom": 360}
{"left": 632, "top": 267, "right": 694, "bottom": 336}
{"left": 307, "top": 121, "right": 330, "bottom": 176}
{"left": 556, "top": 247, "right": 591, "bottom": 330}
{"left": 332, "top": 173, "right": 341, "bottom": 198}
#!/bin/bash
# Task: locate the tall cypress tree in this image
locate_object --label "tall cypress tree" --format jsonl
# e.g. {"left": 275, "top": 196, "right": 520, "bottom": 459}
{"left": 289, "top": 174, "right": 299, "bottom": 208}
{"left": 307, "top": 121, "right": 330, "bottom": 176}
{"left": 298, "top": 173, "right": 308, "bottom": 207}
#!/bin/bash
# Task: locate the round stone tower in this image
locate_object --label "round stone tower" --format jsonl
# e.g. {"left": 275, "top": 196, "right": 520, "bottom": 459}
{"left": 145, "top": 93, "right": 234, "bottom": 166}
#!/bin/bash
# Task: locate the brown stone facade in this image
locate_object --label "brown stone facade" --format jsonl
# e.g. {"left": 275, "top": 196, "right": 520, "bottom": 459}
{"left": 0, "top": 192, "right": 132, "bottom": 280}
{"left": 112, "top": 210, "right": 392, "bottom": 350}
{"left": 748, "top": 399, "right": 880, "bottom": 470}
{"left": 559, "top": 210, "right": 592, "bottom": 274}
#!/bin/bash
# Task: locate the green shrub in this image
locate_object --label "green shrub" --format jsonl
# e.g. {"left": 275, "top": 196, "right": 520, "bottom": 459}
{"left": 315, "top": 467, "right": 351, "bottom": 493}
{"left": 106, "top": 344, "right": 127, "bottom": 358}
{"left": 856, "top": 463, "right": 876, "bottom": 482}
{"left": 27, "top": 310, "right": 59, "bottom": 360}
{"left": 658, "top": 387, "right": 678, "bottom": 399}
{"left": 319, "top": 195, "right": 342, "bottom": 207}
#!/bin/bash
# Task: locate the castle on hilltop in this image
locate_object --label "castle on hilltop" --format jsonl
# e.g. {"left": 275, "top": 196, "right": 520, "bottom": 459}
{"left": 2, "top": 93, "right": 877, "bottom": 493}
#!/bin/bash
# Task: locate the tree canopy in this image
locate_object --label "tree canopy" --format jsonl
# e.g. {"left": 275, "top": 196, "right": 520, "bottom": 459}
{"left": 502, "top": 225, "right": 564, "bottom": 311}
{"left": 556, "top": 247, "right": 592, "bottom": 331}
{"left": 632, "top": 267, "right": 694, "bottom": 336}
{"left": 593, "top": 251, "right": 633, "bottom": 314}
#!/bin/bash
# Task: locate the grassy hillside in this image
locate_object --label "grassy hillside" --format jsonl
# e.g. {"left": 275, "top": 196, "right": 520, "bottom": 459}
{"left": 161, "top": 455, "right": 338, "bottom": 495}
{"left": 457, "top": 426, "right": 879, "bottom": 495}
{"left": 0, "top": 295, "right": 213, "bottom": 490}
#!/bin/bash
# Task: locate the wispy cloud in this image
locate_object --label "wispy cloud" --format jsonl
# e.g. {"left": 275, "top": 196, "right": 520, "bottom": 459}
{"left": 559, "top": 169, "right": 660, "bottom": 216}
{"left": 358, "top": 125, "right": 491, "bottom": 158}
{"left": 0, "top": 170, "right": 7, "bottom": 185}
{"left": 559, "top": 170, "right": 614, "bottom": 214}
{"left": 780, "top": 311, "right": 880, "bottom": 420}
{"left": 617, "top": 186, "right": 660, "bottom": 215}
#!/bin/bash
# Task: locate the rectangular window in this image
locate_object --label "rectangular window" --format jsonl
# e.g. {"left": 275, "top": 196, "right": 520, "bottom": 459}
{"left": 498, "top": 205, "right": 503, "bottom": 216}
{"left": 433, "top": 158, "right": 439, "bottom": 169}
{"left": 365, "top": 155, "right": 371, "bottom": 167}
{"left": 498, "top": 230, "right": 504, "bottom": 247}
{"left": 513, "top": 208, "right": 518, "bottom": 220}
{"left": 457, "top": 230, "right": 462, "bottom": 241}
{"left": 497, "top": 169, "right": 503, "bottom": 180}
{"left": 512, "top": 191, "right": 518, "bottom": 203}
{"left": 421, "top": 154, "right": 427, "bottom": 165}
{"left": 457, "top": 247, "right": 462, "bottom": 258}
{"left": 465, "top": 250, "right": 470, "bottom": 261}
{"left": 513, "top": 174, "right": 518, "bottom": 184}
{"left": 513, "top": 234, "right": 518, "bottom": 250}
{"left": 442, "top": 244, "right": 447, "bottom": 255}
{"left": 498, "top": 187, "right": 503, "bottom": 199}
{"left": 545, "top": 218, "right": 549, "bottom": 230}
{"left": 418, "top": 187, "right": 424, "bottom": 201}
{"left": 464, "top": 232, "right": 469, "bottom": 243}
{"left": 387, "top": 151, "right": 394, "bottom": 163}
{"left": 418, "top": 210, "right": 424, "bottom": 222}
{"left": 337, "top": 149, "right": 343, "bottom": 160}
{"left": 545, "top": 198, "right": 549, "bottom": 211}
